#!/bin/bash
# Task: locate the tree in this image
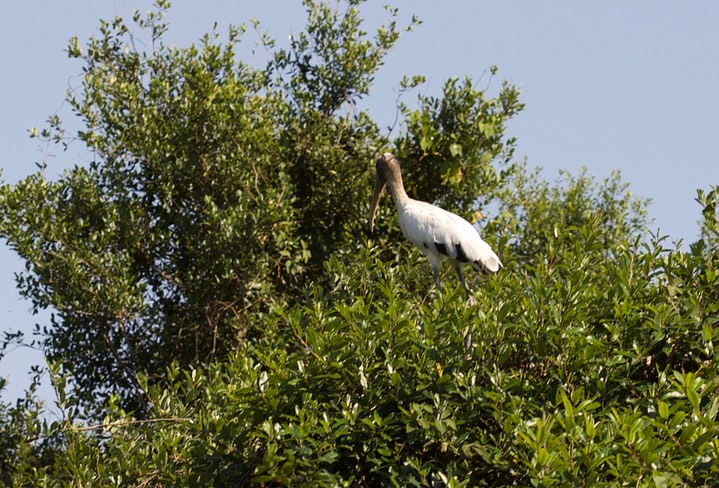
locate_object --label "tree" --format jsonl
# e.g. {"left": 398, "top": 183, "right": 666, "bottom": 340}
{"left": 489, "top": 163, "right": 650, "bottom": 266}
{"left": 0, "top": 366, "right": 59, "bottom": 485}
{"left": 6, "top": 2, "right": 716, "bottom": 486}
{"left": 695, "top": 185, "right": 719, "bottom": 253}
{"left": 12, "top": 210, "right": 719, "bottom": 486}
{"left": 0, "top": 0, "right": 523, "bottom": 419}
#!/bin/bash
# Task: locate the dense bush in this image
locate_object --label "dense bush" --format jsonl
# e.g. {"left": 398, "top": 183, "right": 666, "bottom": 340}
{"left": 0, "top": 0, "right": 521, "bottom": 419}
{"left": 9, "top": 216, "right": 719, "bottom": 486}
{"left": 1, "top": 1, "right": 718, "bottom": 486}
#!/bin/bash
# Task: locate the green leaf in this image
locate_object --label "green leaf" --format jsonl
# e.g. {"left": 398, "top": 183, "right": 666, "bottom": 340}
{"left": 449, "top": 143, "right": 463, "bottom": 157}
{"left": 693, "top": 430, "right": 714, "bottom": 452}
{"left": 420, "top": 135, "right": 432, "bottom": 152}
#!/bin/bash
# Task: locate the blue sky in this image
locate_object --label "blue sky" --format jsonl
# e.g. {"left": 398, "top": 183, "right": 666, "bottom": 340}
{"left": 2, "top": 1, "right": 718, "bottom": 404}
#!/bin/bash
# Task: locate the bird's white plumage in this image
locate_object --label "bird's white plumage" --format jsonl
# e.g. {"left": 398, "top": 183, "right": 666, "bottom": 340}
{"left": 398, "top": 200, "right": 501, "bottom": 273}
{"left": 369, "top": 152, "right": 502, "bottom": 303}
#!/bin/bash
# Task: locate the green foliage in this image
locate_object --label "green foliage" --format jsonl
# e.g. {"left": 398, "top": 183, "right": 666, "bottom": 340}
{"left": 393, "top": 74, "right": 523, "bottom": 217}
{"left": 15, "top": 220, "right": 719, "bottom": 486}
{"left": 2, "top": 1, "right": 719, "bottom": 485}
{"left": 695, "top": 185, "right": 719, "bottom": 253}
{"left": 0, "top": 368, "right": 59, "bottom": 486}
{"left": 0, "top": 0, "right": 520, "bottom": 418}
{"left": 490, "top": 163, "right": 650, "bottom": 266}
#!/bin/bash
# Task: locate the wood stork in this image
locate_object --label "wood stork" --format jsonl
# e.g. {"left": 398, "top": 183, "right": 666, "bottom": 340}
{"left": 369, "top": 152, "right": 502, "bottom": 304}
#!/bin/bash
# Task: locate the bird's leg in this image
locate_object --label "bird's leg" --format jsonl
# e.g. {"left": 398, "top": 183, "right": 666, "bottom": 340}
{"left": 452, "top": 262, "right": 476, "bottom": 306}
{"left": 428, "top": 254, "right": 443, "bottom": 293}
{"left": 432, "top": 264, "right": 442, "bottom": 291}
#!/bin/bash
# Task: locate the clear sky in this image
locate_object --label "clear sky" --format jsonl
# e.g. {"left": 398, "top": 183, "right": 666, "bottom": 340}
{"left": 2, "top": 1, "right": 718, "bottom": 404}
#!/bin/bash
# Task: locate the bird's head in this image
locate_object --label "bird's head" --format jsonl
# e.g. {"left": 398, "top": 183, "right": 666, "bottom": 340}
{"left": 369, "top": 152, "right": 399, "bottom": 232}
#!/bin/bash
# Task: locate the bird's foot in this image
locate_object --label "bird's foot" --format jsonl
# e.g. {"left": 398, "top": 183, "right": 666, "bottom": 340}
{"left": 467, "top": 294, "right": 477, "bottom": 306}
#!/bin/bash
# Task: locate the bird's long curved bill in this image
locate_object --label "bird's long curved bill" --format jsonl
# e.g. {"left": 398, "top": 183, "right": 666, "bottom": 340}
{"left": 369, "top": 174, "right": 386, "bottom": 232}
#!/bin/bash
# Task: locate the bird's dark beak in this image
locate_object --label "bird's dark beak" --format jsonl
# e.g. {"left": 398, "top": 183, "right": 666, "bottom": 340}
{"left": 369, "top": 172, "right": 386, "bottom": 233}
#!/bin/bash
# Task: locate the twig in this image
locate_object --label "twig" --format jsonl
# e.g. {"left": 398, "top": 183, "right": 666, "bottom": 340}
{"left": 70, "top": 416, "right": 193, "bottom": 432}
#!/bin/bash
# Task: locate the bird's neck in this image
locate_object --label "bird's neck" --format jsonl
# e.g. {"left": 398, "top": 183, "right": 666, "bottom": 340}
{"left": 385, "top": 172, "right": 409, "bottom": 208}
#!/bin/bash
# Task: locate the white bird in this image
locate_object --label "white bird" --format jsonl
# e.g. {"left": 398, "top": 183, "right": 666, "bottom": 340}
{"left": 369, "top": 152, "right": 502, "bottom": 304}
